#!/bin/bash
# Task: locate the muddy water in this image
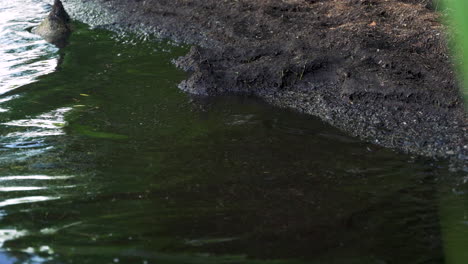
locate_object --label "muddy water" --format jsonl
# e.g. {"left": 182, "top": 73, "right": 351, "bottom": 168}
{"left": 0, "top": 1, "right": 468, "bottom": 264}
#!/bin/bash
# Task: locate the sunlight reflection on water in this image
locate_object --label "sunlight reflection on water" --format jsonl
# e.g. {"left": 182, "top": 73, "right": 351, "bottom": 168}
{"left": 0, "top": 196, "right": 60, "bottom": 208}
{"left": 0, "top": 175, "right": 73, "bottom": 181}
{"left": 0, "top": 0, "right": 58, "bottom": 95}
{"left": 2, "top": 107, "right": 71, "bottom": 130}
{"left": 0, "top": 107, "right": 72, "bottom": 161}
{"left": 0, "top": 229, "right": 28, "bottom": 247}
{"left": 0, "top": 187, "right": 47, "bottom": 192}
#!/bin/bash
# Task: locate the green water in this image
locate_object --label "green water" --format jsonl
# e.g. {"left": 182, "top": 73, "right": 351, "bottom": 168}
{"left": 1, "top": 22, "right": 468, "bottom": 264}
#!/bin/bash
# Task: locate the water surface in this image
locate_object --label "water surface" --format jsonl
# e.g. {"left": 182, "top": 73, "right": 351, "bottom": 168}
{"left": 0, "top": 1, "right": 468, "bottom": 264}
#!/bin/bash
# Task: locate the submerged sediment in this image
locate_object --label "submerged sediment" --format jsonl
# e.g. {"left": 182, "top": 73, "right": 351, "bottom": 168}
{"left": 62, "top": 0, "right": 467, "bottom": 162}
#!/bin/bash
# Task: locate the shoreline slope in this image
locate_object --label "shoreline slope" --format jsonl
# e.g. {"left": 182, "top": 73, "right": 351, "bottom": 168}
{"left": 63, "top": 0, "right": 467, "bottom": 162}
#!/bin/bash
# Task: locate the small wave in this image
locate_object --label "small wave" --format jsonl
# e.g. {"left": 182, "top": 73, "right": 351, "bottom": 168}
{"left": 0, "top": 229, "right": 28, "bottom": 247}
{"left": 0, "top": 0, "right": 58, "bottom": 94}
{"left": 0, "top": 107, "right": 72, "bottom": 162}
{"left": 2, "top": 107, "right": 71, "bottom": 130}
{"left": 0, "top": 175, "right": 73, "bottom": 181}
{"left": 0, "top": 187, "right": 46, "bottom": 192}
{"left": 0, "top": 196, "right": 60, "bottom": 208}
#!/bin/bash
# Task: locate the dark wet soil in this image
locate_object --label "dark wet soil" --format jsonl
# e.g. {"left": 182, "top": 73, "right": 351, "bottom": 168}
{"left": 64, "top": 0, "right": 467, "bottom": 162}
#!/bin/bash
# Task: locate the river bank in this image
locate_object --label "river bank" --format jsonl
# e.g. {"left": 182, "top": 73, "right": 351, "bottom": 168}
{"left": 62, "top": 0, "right": 466, "bottom": 162}
{"left": 1, "top": 1, "right": 468, "bottom": 262}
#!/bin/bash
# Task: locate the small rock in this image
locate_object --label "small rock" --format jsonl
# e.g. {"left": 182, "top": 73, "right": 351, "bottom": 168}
{"left": 33, "top": 0, "right": 71, "bottom": 48}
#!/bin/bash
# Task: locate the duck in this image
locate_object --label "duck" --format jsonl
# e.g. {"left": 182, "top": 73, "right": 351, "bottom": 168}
{"left": 33, "top": 0, "right": 71, "bottom": 48}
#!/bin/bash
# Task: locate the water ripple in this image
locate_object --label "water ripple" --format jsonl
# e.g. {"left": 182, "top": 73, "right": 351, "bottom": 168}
{"left": 0, "top": 187, "right": 47, "bottom": 192}
{"left": 0, "top": 175, "right": 73, "bottom": 181}
{"left": 0, "top": 229, "right": 28, "bottom": 247}
{"left": 0, "top": 196, "right": 60, "bottom": 208}
{"left": 0, "top": 0, "right": 58, "bottom": 95}
{"left": 2, "top": 107, "right": 71, "bottom": 130}
{"left": 0, "top": 107, "right": 71, "bottom": 162}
